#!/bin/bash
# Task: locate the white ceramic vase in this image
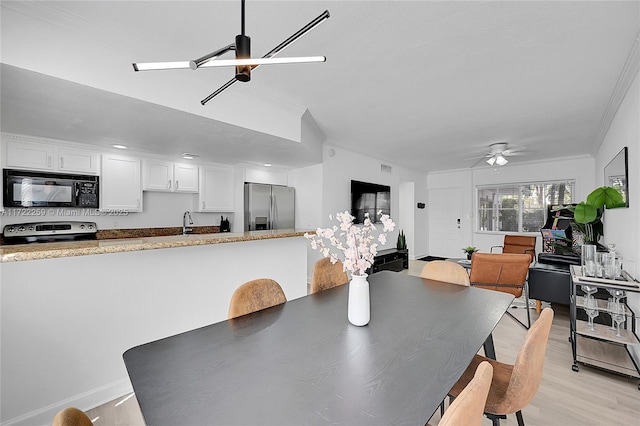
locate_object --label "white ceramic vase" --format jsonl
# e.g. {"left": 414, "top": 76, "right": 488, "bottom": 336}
{"left": 348, "top": 273, "right": 370, "bottom": 326}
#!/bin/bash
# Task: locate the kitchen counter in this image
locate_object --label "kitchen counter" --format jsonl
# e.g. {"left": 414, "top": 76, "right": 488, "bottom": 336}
{"left": 0, "top": 229, "right": 311, "bottom": 262}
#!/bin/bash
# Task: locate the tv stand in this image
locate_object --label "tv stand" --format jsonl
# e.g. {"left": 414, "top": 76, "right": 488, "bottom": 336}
{"left": 371, "top": 249, "right": 408, "bottom": 273}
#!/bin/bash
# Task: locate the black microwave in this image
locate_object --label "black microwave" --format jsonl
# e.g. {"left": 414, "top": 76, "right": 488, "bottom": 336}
{"left": 3, "top": 169, "right": 99, "bottom": 208}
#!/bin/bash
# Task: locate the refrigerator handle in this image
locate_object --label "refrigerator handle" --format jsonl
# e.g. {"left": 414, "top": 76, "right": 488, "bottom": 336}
{"left": 272, "top": 194, "right": 277, "bottom": 230}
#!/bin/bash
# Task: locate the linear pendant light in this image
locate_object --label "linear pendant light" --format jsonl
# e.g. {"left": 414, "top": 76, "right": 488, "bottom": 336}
{"left": 132, "top": 0, "right": 329, "bottom": 104}
{"left": 133, "top": 56, "right": 326, "bottom": 72}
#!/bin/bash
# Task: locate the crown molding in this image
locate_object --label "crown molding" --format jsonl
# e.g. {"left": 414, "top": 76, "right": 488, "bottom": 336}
{"left": 593, "top": 30, "right": 640, "bottom": 151}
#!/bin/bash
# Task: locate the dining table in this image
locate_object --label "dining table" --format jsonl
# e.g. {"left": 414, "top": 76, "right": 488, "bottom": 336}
{"left": 123, "top": 270, "right": 514, "bottom": 425}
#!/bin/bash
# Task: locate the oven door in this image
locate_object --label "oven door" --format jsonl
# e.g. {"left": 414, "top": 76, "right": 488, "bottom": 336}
{"left": 4, "top": 174, "right": 78, "bottom": 208}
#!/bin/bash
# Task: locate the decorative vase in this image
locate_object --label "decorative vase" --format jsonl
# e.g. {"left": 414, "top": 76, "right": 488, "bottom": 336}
{"left": 348, "top": 273, "right": 370, "bottom": 326}
{"left": 466, "top": 252, "right": 472, "bottom": 260}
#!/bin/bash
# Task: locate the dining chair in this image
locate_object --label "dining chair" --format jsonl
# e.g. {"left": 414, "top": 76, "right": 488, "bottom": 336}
{"left": 419, "top": 260, "right": 470, "bottom": 286}
{"left": 310, "top": 257, "right": 349, "bottom": 294}
{"left": 490, "top": 235, "right": 537, "bottom": 263}
{"left": 51, "top": 407, "right": 93, "bottom": 426}
{"left": 447, "top": 307, "right": 554, "bottom": 426}
{"left": 436, "top": 361, "right": 494, "bottom": 426}
{"left": 228, "top": 278, "right": 287, "bottom": 319}
{"left": 469, "top": 253, "right": 532, "bottom": 328}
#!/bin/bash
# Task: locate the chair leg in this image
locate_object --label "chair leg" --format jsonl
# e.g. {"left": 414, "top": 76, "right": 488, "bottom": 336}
{"left": 524, "top": 284, "right": 531, "bottom": 329}
{"left": 486, "top": 413, "right": 502, "bottom": 426}
{"left": 516, "top": 410, "right": 525, "bottom": 426}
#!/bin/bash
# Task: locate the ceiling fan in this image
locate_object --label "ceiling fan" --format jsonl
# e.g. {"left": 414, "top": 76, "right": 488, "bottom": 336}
{"left": 132, "top": 0, "right": 329, "bottom": 105}
{"left": 468, "top": 143, "right": 526, "bottom": 168}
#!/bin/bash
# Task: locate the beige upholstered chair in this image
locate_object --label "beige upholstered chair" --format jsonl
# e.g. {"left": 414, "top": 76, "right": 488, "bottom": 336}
{"left": 438, "top": 361, "right": 493, "bottom": 426}
{"left": 419, "top": 260, "right": 470, "bottom": 286}
{"left": 51, "top": 407, "right": 93, "bottom": 426}
{"left": 491, "top": 235, "right": 536, "bottom": 263}
{"left": 310, "top": 257, "right": 349, "bottom": 294}
{"left": 448, "top": 308, "right": 554, "bottom": 426}
{"left": 228, "top": 278, "right": 287, "bottom": 319}
{"left": 469, "top": 253, "right": 532, "bottom": 328}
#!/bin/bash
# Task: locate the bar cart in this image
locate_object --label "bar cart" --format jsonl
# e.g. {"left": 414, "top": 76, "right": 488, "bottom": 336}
{"left": 569, "top": 265, "right": 640, "bottom": 390}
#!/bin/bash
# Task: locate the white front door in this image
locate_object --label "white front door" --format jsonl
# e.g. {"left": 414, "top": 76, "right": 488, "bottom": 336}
{"left": 428, "top": 187, "right": 463, "bottom": 258}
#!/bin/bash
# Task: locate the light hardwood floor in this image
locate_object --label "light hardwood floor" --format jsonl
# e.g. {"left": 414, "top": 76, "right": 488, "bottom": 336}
{"left": 85, "top": 260, "right": 640, "bottom": 425}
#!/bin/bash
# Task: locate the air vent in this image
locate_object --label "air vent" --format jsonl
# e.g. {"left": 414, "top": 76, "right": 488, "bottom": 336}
{"left": 381, "top": 164, "right": 393, "bottom": 173}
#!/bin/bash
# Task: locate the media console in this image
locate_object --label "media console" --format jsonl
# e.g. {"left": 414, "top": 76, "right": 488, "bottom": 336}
{"left": 371, "top": 248, "right": 408, "bottom": 273}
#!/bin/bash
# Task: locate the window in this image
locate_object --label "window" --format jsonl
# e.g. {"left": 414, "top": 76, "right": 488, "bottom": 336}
{"left": 477, "top": 180, "right": 575, "bottom": 233}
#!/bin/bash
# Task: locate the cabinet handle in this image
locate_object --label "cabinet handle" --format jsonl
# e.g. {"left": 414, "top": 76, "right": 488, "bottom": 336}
{"left": 137, "top": 199, "right": 140, "bottom": 209}
{"left": 48, "top": 156, "right": 52, "bottom": 167}
{"left": 176, "top": 180, "right": 179, "bottom": 190}
{"left": 60, "top": 157, "right": 64, "bottom": 169}
{"left": 202, "top": 201, "right": 205, "bottom": 210}
{"left": 168, "top": 180, "right": 172, "bottom": 190}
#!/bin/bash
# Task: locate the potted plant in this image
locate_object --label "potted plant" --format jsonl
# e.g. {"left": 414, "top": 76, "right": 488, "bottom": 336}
{"left": 462, "top": 246, "right": 479, "bottom": 260}
{"left": 396, "top": 230, "right": 407, "bottom": 252}
{"left": 566, "top": 186, "right": 624, "bottom": 247}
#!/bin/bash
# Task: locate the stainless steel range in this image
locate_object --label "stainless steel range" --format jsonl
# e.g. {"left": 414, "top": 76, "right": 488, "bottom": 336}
{"left": 2, "top": 221, "right": 98, "bottom": 244}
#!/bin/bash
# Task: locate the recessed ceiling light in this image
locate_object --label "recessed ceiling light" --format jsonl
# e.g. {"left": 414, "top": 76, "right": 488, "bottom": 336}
{"left": 112, "top": 144, "right": 128, "bottom": 150}
{"left": 181, "top": 153, "right": 199, "bottom": 160}
{"left": 263, "top": 163, "right": 272, "bottom": 167}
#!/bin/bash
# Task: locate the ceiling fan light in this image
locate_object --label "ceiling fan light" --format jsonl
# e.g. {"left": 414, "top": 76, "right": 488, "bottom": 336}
{"left": 486, "top": 156, "right": 496, "bottom": 166}
{"left": 496, "top": 155, "right": 508, "bottom": 166}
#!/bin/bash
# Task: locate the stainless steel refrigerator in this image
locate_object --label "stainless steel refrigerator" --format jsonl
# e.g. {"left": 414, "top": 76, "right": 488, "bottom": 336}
{"left": 244, "top": 183, "right": 295, "bottom": 231}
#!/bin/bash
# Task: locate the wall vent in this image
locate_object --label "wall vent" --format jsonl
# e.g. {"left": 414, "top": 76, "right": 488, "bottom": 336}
{"left": 381, "top": 164, "right": 392, "bottom": 173}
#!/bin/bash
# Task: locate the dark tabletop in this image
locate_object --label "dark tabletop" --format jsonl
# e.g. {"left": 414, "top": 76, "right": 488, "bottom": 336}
{"left": 123, "top": 271, "right": 513, "bottom": 426}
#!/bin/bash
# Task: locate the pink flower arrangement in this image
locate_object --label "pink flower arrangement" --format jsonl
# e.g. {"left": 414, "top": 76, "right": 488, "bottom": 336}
{"left": 305, "top": 210, "right": 396, "bottom": 276}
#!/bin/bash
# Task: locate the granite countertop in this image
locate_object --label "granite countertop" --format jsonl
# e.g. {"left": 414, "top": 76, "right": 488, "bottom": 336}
{"left": 0, "top": 229, "right": 312, "bottom": 263}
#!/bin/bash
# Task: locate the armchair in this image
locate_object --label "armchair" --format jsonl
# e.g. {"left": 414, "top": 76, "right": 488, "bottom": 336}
{"left": 490, "top": 235, "right": 536, "bottom": 263}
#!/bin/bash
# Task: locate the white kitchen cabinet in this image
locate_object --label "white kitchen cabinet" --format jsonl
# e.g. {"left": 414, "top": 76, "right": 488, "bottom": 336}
{"left": 101, "top": 154, "right": 142, "bottom": 212}
{"left": 6, "top": 140, "right": 56, "bottom": 170}
{"left": 5, "top": 140, "right": 99, "bottom": 174}
{"left": 196, "top": 166, "right": 235, "bottom": 212}
{"left": 58, "top": 147, "right": 100, "bottom": 174}
{"left": 143, "top": 159, "right": 198, "bottom": 193}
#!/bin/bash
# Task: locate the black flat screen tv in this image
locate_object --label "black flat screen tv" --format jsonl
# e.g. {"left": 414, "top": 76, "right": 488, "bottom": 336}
{"left": 351, "top": 180, "right": 391, "bottom": 224}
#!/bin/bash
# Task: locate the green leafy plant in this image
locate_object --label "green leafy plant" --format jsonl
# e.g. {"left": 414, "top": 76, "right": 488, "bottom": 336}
{"left": 462, "top": 246, "right": 479, "bottom": 255}
{"left": 566, "top": 186, "right": 624, "bottom": 244}
{"left": 396, "top": 230, "right": 407, "bottom": 250}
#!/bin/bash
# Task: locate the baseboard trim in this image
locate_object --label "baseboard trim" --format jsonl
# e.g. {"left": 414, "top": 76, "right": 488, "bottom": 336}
{"left": 1, "top": 378, "right": 132, "bottom": 426}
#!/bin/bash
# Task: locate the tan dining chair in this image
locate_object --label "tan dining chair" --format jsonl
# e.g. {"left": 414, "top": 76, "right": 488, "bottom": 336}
{"left": 310, "top": 257, "right": 349, "bottom": 294}
{"left": 447, "top": 307, "right": 554, "bottom": 426}
{"left": 437, "top": 361, "right": 494, "bottom": 426}
{"left": 490, "top": 235, "right": 537, "bottom": 263}
{"left": 469, "top": 253, "right": 532, "bottom": 328}
{"left": 228, "top": 278, "right": 287, "bottom": 319}
{"left": 51, "top": 407, "right": 93, "bottom": 426}
{"left": 420, "top": 260, "right": 470, "bottom": 286}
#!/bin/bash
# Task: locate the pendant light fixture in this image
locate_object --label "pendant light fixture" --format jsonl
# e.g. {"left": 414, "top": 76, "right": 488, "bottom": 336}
{"left": 132, "top": 0, "right": 329, "bottom": 104}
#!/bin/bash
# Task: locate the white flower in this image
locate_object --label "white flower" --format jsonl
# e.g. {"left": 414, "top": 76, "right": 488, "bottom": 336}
{"left": 306, "top": 211, "right": 396, "bottom": 276}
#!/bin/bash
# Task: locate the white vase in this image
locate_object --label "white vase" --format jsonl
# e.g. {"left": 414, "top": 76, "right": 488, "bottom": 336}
{"left": 348, "top": 273, "right": 370, "bottom": 326}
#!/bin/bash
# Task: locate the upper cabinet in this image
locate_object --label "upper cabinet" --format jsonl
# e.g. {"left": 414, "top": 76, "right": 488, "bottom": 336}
{"left": 58, "top": 147, "right": 100, "bottom": 174}
{"left": 5, "top": 139, "right": 99, "bottom": 174}
{"left": 101, "top": 154, "right": 142, "bottom": 212}
{"left": 143, "top": 159, "right": 198, "bottom": 193}
{"left": 196, "top": 166, "right": 235, "bottom": 212}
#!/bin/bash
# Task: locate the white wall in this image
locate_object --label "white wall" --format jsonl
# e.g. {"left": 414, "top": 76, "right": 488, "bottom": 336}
{"left": 1, "top": 237, "right": 309, "bottom": 426}
{"left": 595, "top": 68, "right": 639, "bottom": 363}
{"left": 320, "top": 144, "right": 429, "bottom": 257}
{"left": 427, "top": 157, "right": 596, "bottom": 255}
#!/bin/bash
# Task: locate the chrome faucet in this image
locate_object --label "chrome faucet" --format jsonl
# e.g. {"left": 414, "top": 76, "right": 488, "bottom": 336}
{"left": 183, "top": 211, "right": 193, "bottom": 235}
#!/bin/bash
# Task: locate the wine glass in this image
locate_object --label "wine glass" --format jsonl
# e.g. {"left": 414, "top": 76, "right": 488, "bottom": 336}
{"left": 607, "top": 298, "right": 617, "bottom": 330}
{"left": 584, "top": 297, "right": 599, "bottom": 333}
{"left": 611, "top": 303, "right": 626, "bottom": 339}
{"left": 581, "top": 285, "right": 597, "bottom": 298}
{"left": 607, "top": 288, "right": 627, "bottom": 304}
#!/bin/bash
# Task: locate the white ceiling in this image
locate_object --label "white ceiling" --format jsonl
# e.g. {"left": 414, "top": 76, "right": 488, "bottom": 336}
{"left": 1, "top": 1, "right": 639, "bottom": 172}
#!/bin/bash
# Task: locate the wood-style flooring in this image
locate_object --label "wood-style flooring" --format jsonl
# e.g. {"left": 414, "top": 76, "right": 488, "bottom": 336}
{"left": 85, "top": 260, "right": 640, "bottom": 425}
